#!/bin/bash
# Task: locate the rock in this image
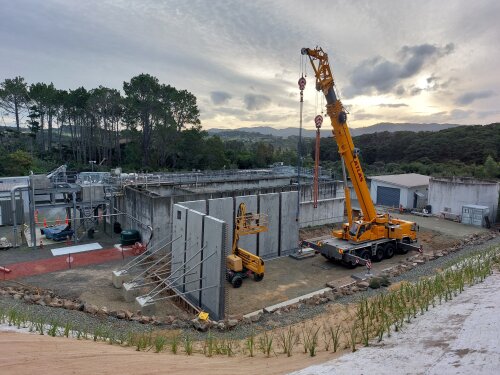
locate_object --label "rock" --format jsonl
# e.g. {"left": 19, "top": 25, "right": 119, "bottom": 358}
{"left": 31, "top": 294, "right": 41, "bottom": 302}
{"left": 116, "top": 311, "right": 126, "bottom": 319}
{"left": 97, "top": 307, "right": 108, "bottom": 316}
{"left": 216, "top": 321, "right": 226, "bottom": 330}
{"left": 63, "top": 300, "right": 79, "bottom": 310}
{"left": 36, "top": 300, "right": 46, "bottom": 306}
{"left": 350, "top": 286, "right": 359, "bottom": 293}
{"left": 84, "top": 303, "right": 99, "bottom": 315}
{"left": 23, "top": 294, "right": 32, "bottom": 302}
{"left": 319, "top": 297, "right": 329, "bottom": 304}
{"left": 191, "top": 318, "right": 210, "bottom": 332}
{"left": 226, "top": 319, "right": 238, "bottom": 329}
{"left": 140, "top": 316, "right": 151, "bottom": 324}
{"left": 243, "top": 316, "right": 252, "bottom": 324}
{"left": 13, "top": 293, "right": 22, "bottom": 300}
{"left": 414, "top": 259, "right": 425, "bottom": 264}
{"left": 162, "top": 315, "right": 175, "bottom": 324}
{"left": 305, "top": 298, "right": 317, "bottom": 306}
{"left": 43, "top": 295, "right": 52, "bottom": 304}
{"left": 248, "top": 313, "right": 261, "bottom": 323}
{"left": 125, "top": 310, "right": 134, "bottom": 320}
{"left": 327, "top": 293, "right": 338, "bottom": 302}
{"left": 357, "top": 281, "right": 370, "bottom": 288}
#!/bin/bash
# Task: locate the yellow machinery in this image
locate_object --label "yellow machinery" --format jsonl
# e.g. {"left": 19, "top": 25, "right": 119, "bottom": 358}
{"left": 226, "top": 203, "right": 268, "bottom": 288}
{"left": 300, "top": 47, "right": 419, "bottom": 267}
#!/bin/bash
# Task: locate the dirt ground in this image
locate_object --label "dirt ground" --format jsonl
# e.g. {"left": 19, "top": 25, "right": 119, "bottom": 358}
{"left": 228, "top": 225, "right": 458, "bottom": 316}
{"left": 18, "top": 260, "right": 189, "bottom": 319}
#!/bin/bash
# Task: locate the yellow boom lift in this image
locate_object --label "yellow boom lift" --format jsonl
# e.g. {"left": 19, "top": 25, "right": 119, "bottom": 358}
{"left": 226, "top": 203, "right": 268, "bottom": 288}
{"left": 300, "top": 47, "right": 419, "bottom": 268}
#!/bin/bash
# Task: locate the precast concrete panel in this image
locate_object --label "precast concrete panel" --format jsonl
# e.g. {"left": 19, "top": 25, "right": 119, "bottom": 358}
{"left": 184, "top": 210, "right": 205, "bottom": 303}
{"left": 208, "top": 197, "right": 234, "bottom": 255}
{"left": 299, "top": 198, "right": 344, "bottom": 227}
{"left": 200, "top": 216, "right": 226, "bottom": 320}
{"left": 234, "top": 195, "right": 258, "bottom": 254}
{"left": 258, "top": 193, "right": 280, "bottom": 259}
{"left": 280, "top": 191, "right": 299, "bottom": 255}
{"left": 171, "top": 205, "right": 188, "bottom": 291}
{"left": 180, "top": 200, "right": 207, "bottom": 214}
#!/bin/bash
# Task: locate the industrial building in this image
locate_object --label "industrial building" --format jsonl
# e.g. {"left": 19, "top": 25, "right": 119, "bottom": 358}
{"left": 369, "top": 173, "right": 430, "bottom": 210}
{"left": 428, "top": 177, "right": 499, "bottom": 225}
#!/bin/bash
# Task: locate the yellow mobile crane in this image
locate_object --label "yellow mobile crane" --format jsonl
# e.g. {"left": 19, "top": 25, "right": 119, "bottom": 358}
{"left": 300, "top": 47, "right": 419, "bottom": 268}
{"left": 226, "top": 203, "right": 268, "bottom": 288}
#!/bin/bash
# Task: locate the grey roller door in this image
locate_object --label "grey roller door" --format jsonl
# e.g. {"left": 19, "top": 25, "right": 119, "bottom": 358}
{"left": 376, "top": 186, "right": 400, "bottom": 207}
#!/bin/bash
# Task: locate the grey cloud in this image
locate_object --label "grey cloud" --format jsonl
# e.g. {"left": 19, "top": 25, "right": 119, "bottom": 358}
{"left": 210, "top": 91, "right": 232, "bottom": 105}
{"left": 450, "top": 109, "right": 473, "bottom": 119}
{"left": 347, "top": 44, "right": 455, "bottom": 97}
{"left": 244, "top": 94, "right": 271, "bottom": 111}
{"left": 378, "top": 103, "right": 408, "bottom": 108}
{"left": 455, "top": 90, "right": 495, "bottom": 105}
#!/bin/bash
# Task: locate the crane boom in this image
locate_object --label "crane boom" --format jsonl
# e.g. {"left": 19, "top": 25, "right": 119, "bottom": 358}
{"left": 301, "top": 47, "right": 377, "bottom": 222}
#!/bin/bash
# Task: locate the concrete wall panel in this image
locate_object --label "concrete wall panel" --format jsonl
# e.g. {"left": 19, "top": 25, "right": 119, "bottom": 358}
{"left": 184, "top": 210, "right": 204, "bottom": 303}
{"left": 234, "top": 195, "right": 258, "bottom": 254}
{"left": 258, "top": 193, "right": 280, "bottom": 259}
{"left": 299, "top": 198, "right": 344, "bottom": 227}
{"left": 171, "top": 205, "right": 188, "bottom": 291}
{"left": 208, "top": 197, "right": 234, "bottom": 255}
{"left": 280, "top": 191, "right": 299, "bottom": 255}
{"left": 180, "top": 200, "right": 207, "bottom": 214}
{"left": 200, "top": 216, "right": 226, "bottom": 320}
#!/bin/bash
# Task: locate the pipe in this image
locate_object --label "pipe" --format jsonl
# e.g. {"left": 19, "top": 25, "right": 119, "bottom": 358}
{"left": 10, "top": 185, "right": 28, "bottom": 248}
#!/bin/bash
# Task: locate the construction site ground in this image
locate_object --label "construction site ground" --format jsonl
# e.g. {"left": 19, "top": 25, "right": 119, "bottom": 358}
{"left": 0, "top": 213, "right": 488, "bottom": 320}
{"left": 228, "top": 213, "right": 488, "bottom": 316}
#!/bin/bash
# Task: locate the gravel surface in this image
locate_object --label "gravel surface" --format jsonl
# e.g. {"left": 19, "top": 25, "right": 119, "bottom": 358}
{"left": 0, "top": 297, "right": 154, "bottom": 338}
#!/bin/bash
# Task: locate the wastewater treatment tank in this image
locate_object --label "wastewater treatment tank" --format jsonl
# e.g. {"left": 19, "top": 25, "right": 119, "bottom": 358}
{"left": 120, "top": 229, "right": 141, "bottom": 246}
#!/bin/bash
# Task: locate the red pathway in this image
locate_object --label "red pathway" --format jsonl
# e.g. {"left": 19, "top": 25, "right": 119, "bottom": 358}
{"left": 1, "top": 247, "right": 137, "bottom": 280}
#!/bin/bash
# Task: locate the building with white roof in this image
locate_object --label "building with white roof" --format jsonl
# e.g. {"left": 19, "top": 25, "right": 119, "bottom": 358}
{"left": 369, "top": 173, "right": 430, "bottom": 210}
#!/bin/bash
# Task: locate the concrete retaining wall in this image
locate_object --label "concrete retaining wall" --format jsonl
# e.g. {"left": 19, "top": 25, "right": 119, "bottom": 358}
{"left": 258, "top": 193, "right": 280, "bottom": 259}
{"left": 300, "top": 197, "right": 344, "bottom": 227}
{"left": 171, "top": 204, "right": 226, "bottom": 320}
{"left": 280, "top": 191, "right": 299, "bottom": 255}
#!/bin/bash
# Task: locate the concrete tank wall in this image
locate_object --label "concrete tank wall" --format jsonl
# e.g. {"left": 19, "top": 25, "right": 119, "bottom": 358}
{"left": 428, "top": 177, "right": 499, "bottom": 222}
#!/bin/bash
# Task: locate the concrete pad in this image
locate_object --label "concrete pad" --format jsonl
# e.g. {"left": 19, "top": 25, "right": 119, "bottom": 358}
{"left": 51, "top": 242, "right": 102, "bottom": 256}
{"left": 263, "top": 287, "right": 332, "bottom": 313}
{"left": 208, "top": 197, "right": 234, "bottom": 256}
{"left": 200, "top": 216, "right": 226, "bottom": 320}
{"left": 235, "top": 195, "right": 258, "bottom": 254}
{"left": 258, "top": 193, "right": 279, "bottom": 259}
{"left": 122, "top": 281, "right": 141, "bottom": 302}
{"left": 179, "top": 200, "right": 207, "bottom": 214}
{"left": 136, "top": 296, "right": 155, "bottom": 316}
{"left": 184, "top": 209, "right": 204, "bottom": 304}
{"left": 280, "top": 191, "right": 299, "bottom": 255}
{"left": 112, "top": 270, "right": 132, "bottom": 289}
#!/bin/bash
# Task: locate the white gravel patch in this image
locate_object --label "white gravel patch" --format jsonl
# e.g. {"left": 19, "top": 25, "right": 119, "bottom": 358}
{"left": 292, "top": 272, "right": 500, "bottom": 375}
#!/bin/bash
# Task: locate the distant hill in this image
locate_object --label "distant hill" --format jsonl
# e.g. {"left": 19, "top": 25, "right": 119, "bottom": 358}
{"left": 208, "top": 123, "right": 466, "bottom": 138}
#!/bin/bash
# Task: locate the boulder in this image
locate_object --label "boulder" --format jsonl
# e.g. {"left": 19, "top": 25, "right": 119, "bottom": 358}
{"left": 84, "top": 303, "right": 99, "bottom": 315}
{"left": 191, "top": 318, "right": 211, "bottom": 332}
{"left": 226, "top": 319, "right": 238, "bottom": 329}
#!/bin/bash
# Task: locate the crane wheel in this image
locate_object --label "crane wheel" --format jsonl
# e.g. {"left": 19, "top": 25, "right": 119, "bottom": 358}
{"left": 372, "top": 247, "right": 384, "bottom": 262}
{"left": 254, "top": 273, "right": 264, "bottom": 282}
{"left": 231, "top": 275, "right": 243, "bottom": 288}
{"left": 359, "top": 250, "right": 370, "bottom": 261}
{"left": 384, "top": 243, "right": 395, "bottom": 259}
{"left": 341, "top": 259, "right": 357, "bottom": 269}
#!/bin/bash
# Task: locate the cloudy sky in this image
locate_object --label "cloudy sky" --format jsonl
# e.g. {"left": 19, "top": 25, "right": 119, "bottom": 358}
{"left": 1, "top": 0, "right": 499, "bottom": 131}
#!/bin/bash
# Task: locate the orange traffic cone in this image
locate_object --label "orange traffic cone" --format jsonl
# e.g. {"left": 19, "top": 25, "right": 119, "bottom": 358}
{"left": 43, "top": 218, "right": 47, "bottom": 228}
